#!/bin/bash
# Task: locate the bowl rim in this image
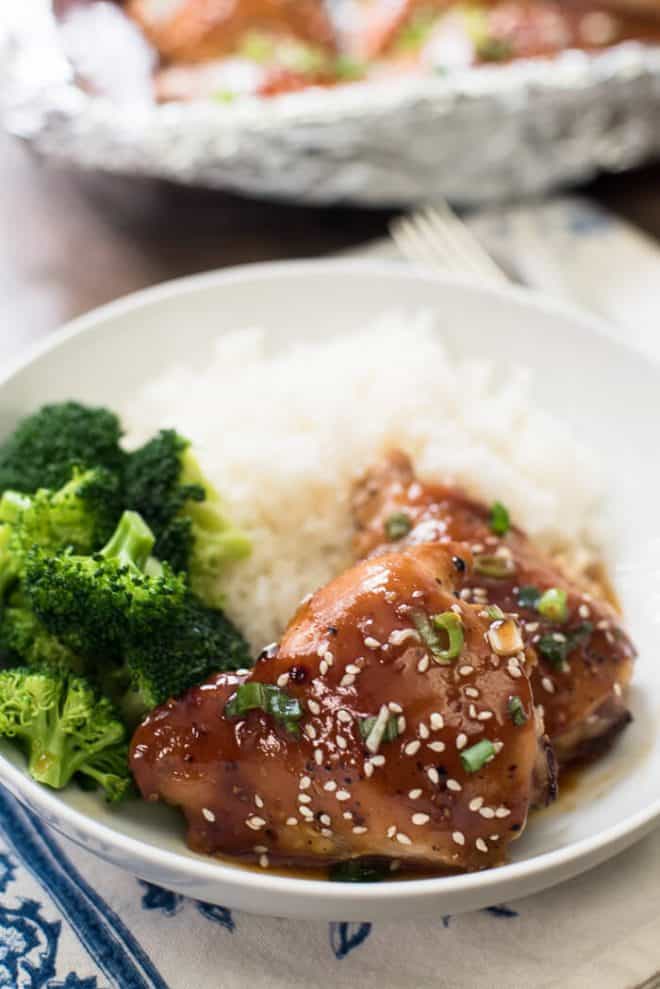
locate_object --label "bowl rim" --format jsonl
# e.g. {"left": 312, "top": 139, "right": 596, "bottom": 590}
{"left": 2, "top": 257, "right": 659, "bottom": 907}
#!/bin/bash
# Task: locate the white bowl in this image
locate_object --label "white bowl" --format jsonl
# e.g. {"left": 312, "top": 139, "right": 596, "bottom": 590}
{"left": 1, "top": 260, "right": 658, "bottom": 921}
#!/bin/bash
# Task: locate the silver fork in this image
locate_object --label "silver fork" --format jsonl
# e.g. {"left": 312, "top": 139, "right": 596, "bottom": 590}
{"left": 389, "top": 201, "right": 509, "bottom": 284}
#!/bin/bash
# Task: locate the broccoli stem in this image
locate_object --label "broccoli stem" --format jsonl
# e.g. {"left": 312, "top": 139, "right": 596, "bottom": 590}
{"left": 100, "top": 511, "right": 155, "bottom": 571}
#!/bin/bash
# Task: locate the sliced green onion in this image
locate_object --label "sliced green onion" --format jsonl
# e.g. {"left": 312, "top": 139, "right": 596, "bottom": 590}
{"left": 334, "top": 55, "right": 366, "bottom": 80}
{"left": 508, "top": 696, "right": 527, "bottom": 727}
{"left": 476, "top": 35, "right": 513, "bottom": 62}
{"left": 413, "top": 611, "right": 464, "bottom": 664}
{"left": 474, "top": 554, "right": 516, "bottom": 579}
{"left": 460, "top": 739, "right": 496, "bottom": 774}
{"left": 385, "top": 511, "right": 413, "bottom": 541}
{"left": 517, "top": 585, "right": 541, "bottom": 609}
{"left": 486, "top": 605, "right": 504, "bottom": 621}
{"left": 538, "top": 621, "right": 594, "bottom": 669}
{"left": 329, "top": 859, "right": 386, "bottom": 883}
{"left": 536, "top": 588, "right": 568, "bottom": 624}
{"left": 359, "top": 715, "right": 399, "bottom": 743}
{"left": 225, "top": 682, "right": 302, "bottom": 736}
{"left": 489, "top": 501, "right": 510, "bottom": 536}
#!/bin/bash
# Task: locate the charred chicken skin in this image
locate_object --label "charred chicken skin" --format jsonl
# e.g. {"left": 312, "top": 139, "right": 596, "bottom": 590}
{"left": 131, "top": 540, "right": 554, "bottom": 873}
{"left": 353, "top": 451, "right": 635, "bottom": 765}
{"left": 125, "top": 0, "right": 337, "bottom": 63}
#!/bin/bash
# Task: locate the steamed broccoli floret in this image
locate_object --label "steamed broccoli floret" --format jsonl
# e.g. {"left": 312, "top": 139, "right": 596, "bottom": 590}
{"left": 25, "top": 510, "right": 187, "bottom": 657}
{"left": 77, "top": 743, "right": 133, "bottom": 803}
{"left": 0, "top": 402, "right": 125, "bottom": 496}
{"left": 123, "top": 594, "right": 251, "bottom": 718}
{"left": 0, "top": 667, "right": 130, "bottom": 798}
{"left": 0, "top": 592, "right": 85, "bottom": 674}
{"left": 0, "top": 467, "right": 123, "bottom": 559}
{"left": 125, "top": 430, "right": 251, "bottom": 607}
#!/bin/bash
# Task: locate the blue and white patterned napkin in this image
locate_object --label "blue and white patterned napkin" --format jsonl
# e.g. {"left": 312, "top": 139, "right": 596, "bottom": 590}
{"left": 2, "top": 194, "right": 660, "bottom": 989}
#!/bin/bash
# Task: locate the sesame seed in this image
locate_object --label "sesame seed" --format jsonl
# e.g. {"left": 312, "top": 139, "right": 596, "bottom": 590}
{"left": 427, "top": 767, "right": 440, "bottom": 785}
{"left": 371, "top": 754, "right": 386, "bottom": 766}
{"left": 412, "top": 813, "right": 430, "bottom": 826}
{"left": 304, "top": 723, "right": 317, "bottom": 740}
{"left": 459, "top": 588, "right": 472, "bottom": 601}
{"left": 465, "top": 687, "right": 480, "bottom": 699}
{"left": 428, "top": 741, "right": 446, "bottom": 752}
{"left": 343, "top": 811, "right": 353, "bottom": 820}
{"left": 316, "top": 642, "right": 328, "bottom": 657}
{"left": 468, "top": 704, "right": 477, "bottom": 719}
{"left": 476, "top": 838, "right": 488, "bottom": 853}
{"left": 430, "top": 713, "right": 444, "bottom": 730}
{"left": 459, "top": 665, "right": 474, "bottom": 677}
{"left": 417, "top": 656, "right": 430, "bottom": 673}
{"left": 299, "top": 776, "right": 311, "bottom": 790}
{"left": 324, "top": 780, "right": 337, "bottom": 791}
{"left": 525, "top": 622, "right": 539, "bottom": 633}
{"left": 259, "top": 854, "right": 270, "bottom": 868}
{"left": 446, "top": 779, "right": 462, "bottom": 792}
{"left": 319, "top": 661, "right": 329, "bottom": 676}
{"left": 396, "top": 832, "right": 412, "bottom": 845}
{"left": 255, "top": 794, "right": 264, "bottom": 808}
{"left": 397, "top": 715, "right": 407, "bottom": 733}
{"left": 307, "top": 699, "right": 321, "bottom": 715}
{"left": 507, "top": 658, "right": 522, "bottom": 679}
{"left": 408, "top": 788, "right": 422, "bottom": 799}
{"left": 541, "top": 677, "right": 555, "bottom": 694}
{"left": 364, "top": 636, "right": 381, "bottom": 650}
{"left": 314, "top": 748, "right": 324, "bottom": 765}
{"left": 324, "top": 651, "right": 334, "bottom": 666}
{"left": 456, "top": 733, "right": 468, "bottom": 750}
{"left": 321, "top": 828, "right": 333, "bottom": 837}
{"left": 276, "top": 673, "right": 289, "bottom": 688}
{"left": 478, "top": 711, "right": 494, "bottom": 721}
{"left": 364, "top": 761, "right": 374, "bottom": 778}
{"left": 389, "top": 629, "right": 421, "bottom": 647}
{"left": 202, "top": 807, "right": 216, "bottom": 823}
{"left": 614, "top": 681, "right": 622, "bottom": 697}
{"left": 320, "top": 813, "right": 332, "bottom": 826}
{"left": 246, "top": 816, "right": 266, "bottom": 831}
{"left": 254, "top": 844, "right": 268, "bottom": 854}
{"left": 411, "top": 590, "right": 423, "bottom": 598}
{"left": 553, "top": 632, "right": 567, "bottom": 642}
{"left": 352, "top": 826, "right": 368, "bottom": 835}
{"left": 479, "top": 807, "right": 495, "bottom": 819}
{"left": 336, "top": 789, "right": 350, "bottom": 801}
{"left": 337, "top": 709, "right": 352, "bottom": 724}
{"left": 493, "top": 741, "right": 504, "bottom": 754}
{"left": 450, "top": 603, "right": 462, "bottom": 615}
{"left": 495, "top": 806, "right": 511, "bottom": 818}
{"left": 452, "top": 831, "right": 465, "bottom": 846}
{"left": 286, "top": 817, "right": 298, "bottom": 826}
{"left": 345, "top": 664, "right": 361, "bottom": 675}
{"left": 404, "top": 740, "right": 421, "bottom": 756}
{"left": 469, "top": 797, "right": 484, "bottom": 811}
{"left": 419, "top": 723, "right": 430, "bottom": 739}
{"left": 387, "top": 825, "right": 397, "bottom": 838}
{"left": 340, "top": 674, "right": 355, "bottom": 688}
{"left": 579, "top": 603, "right": 590, "bottom": 619}
{"left": 299, "top": 806, "right": 314, "bottom": 820}
{"left": 298, "top": 793, "right": 312, "bottom": 804}
{"left": 337, "top": 734, "right": 348, "bottom": 750}
{"left": 490, "top": 834, "right": 500, "bottom": 841}
{"left": 388, "top": 701, "right": 403, "bottom": 713}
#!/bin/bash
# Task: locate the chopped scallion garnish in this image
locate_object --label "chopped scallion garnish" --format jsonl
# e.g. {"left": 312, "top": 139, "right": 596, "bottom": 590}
{"left": 413, "top": 611, "right": 464, "bottom": 664}
{"left": 225, "top": 682, "right": 302, "bottom": 735}
{"left": 329, "top": 859, "right": 386, "bottom": 883}
{"left": 517, "top": 585, "right": 541, "bottom": 609}
{"left": 385, "top": 511, "right": 413, "bottom": 541}
{"left": 474, "top": 554, "right": 516, "bottom": 579}
{"left": 489, "top": 501, "right": 510, "bottom": 536}
{"left": 460, "top": 738, "right": 496, "bottom": 774}
{"left": 359, "top": 714, "right": 399, "bottom": 743}
{"left": 536, "top": 587, "right": 568, "bottom": 624}
{"left": 486, "top": 605, "right": 504, "bottom": 620}
{"left": 508, "top": 695, "right": 527, "bottom": 727}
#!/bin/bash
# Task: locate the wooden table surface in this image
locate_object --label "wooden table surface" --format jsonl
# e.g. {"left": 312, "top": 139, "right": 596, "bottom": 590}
{"left": 2, "top": 131, "right": 660, "bottom": 364}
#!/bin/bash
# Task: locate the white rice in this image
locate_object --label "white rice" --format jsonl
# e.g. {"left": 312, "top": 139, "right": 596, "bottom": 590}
{"left": 125, "top": 312, "right": 603, "bottom": 652}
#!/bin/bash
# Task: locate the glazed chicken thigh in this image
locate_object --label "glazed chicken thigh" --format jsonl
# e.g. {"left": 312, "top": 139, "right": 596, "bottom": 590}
{"left": 131, "top": 540, "right": 554, "bottom": 873}
{"left": 353, "top": 452, "right": 635, "bottom": 765}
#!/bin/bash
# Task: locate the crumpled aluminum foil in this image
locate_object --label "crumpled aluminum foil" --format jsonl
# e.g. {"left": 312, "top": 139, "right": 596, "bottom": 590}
{"left": 3, "top": 0, "right": 660, "bottom": 206}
